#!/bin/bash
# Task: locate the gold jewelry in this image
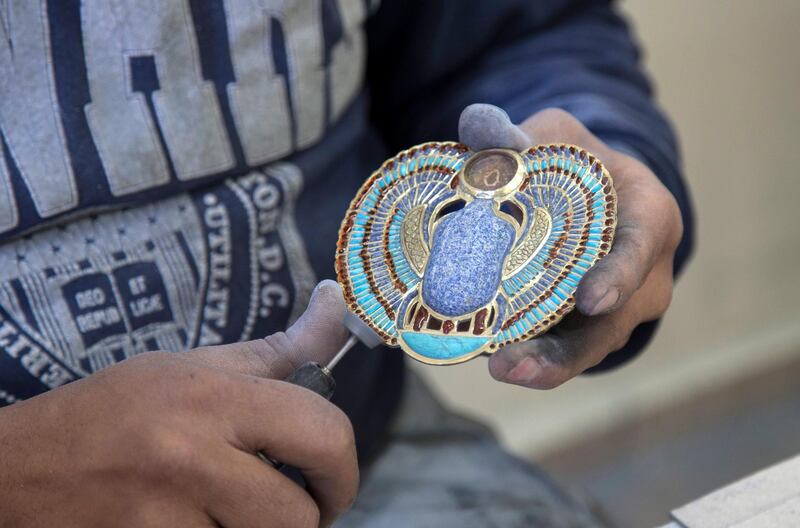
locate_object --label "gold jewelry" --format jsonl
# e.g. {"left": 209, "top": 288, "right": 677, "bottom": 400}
{"left": 336, "top": 143, "right": 616, "bottom": 365}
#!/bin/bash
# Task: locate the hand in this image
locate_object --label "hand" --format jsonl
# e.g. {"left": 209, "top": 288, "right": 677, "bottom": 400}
{"left": 0, "top": 281, "right": 357, "bottom": 528}
{"left": 459, "top": 104, "right": 683, "bottom": 389}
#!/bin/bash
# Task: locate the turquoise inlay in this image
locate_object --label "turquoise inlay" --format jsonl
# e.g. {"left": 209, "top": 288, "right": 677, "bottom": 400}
{"left": 402, "top": 332, "right": 491, "bottom": 360}
{"left": 507, "top": 325, "right": 518, "bottom": 339}
{"left": 359, "top": 298, "right": 377, "bottom": 311}
{"left": 358, "top": 290, "right": 375, "bottom": 301}
{"left": 384, "top": 210, "right": 419, "bottom": 291}
{"left": 562, "top": 275, "right": 579, "bottom": 289}
{"left": 573, "top": 260, "right": 590, "bottom": 271}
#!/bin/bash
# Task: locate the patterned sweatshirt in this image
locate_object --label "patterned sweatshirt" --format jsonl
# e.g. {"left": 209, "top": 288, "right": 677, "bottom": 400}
{"left": 0, "top": 0, "right": 693, "bottom": 461}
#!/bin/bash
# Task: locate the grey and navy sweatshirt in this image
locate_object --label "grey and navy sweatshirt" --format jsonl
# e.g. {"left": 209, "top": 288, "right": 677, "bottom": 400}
{"left": 0, "top": 0, "right": 692, "bottom": 461}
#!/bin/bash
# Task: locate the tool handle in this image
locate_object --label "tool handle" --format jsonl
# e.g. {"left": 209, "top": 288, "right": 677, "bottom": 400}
{"left": 258, "top": 362, "right": 337, "bottom": 469}
{"left": 284, "top": 362, "right": 336, "bottom": 400}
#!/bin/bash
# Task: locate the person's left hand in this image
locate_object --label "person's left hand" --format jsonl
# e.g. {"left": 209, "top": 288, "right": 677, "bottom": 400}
{"left": 459, "top": 104, "right": 683, "bottom": 389}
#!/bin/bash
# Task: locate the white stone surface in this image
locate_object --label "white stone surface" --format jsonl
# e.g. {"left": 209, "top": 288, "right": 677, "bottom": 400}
{"left": 672, "top": 456, "right": 800, "bottom": 528}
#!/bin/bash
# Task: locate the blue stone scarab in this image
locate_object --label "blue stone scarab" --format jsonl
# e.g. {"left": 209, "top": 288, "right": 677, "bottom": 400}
{"left": 336, "top": 142, "right": 616, "bottom": 365}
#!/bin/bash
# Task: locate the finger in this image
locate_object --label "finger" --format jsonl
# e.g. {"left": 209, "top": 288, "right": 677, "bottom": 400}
{"left": 221, "top": 378, "right": 359, "bottom": 526}
{"left": 576, "top": 170, "right": 677, "bottom": 315}
{"left": 489, "top": 262, "right": 672, "bottom": 389}
{"left": 285, "top": 279, "right": 350, "bottom": 367}
{"left": 458, "top": 103, "right": 531, "bottom": 150}
{"left": 518, "top": 108, "right": 609, "bottom": 155}
{"left": 488, "top": 314, "right": 630, "bottom": 390}
{"left": 128, "top": 501, "right": 214, "bottom": 528}
{"left": 188, "top": 280, "right": 349, "bottom": 379}
{"left": 516, "top": 108, "right": 678, "bottom": 316}
{"left": 206, "top": 449, "right": 321, "bottom": 528}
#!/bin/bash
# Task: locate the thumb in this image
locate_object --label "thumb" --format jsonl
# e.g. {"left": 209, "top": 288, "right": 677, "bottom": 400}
{"left": 286, "top": 279, "right": 350, "bottom": 365}
{"left": 458, "top": 103, "right": 531, "bottom": 151}
{"left": 185, "top": 280, "right": 349, "bottom": 379}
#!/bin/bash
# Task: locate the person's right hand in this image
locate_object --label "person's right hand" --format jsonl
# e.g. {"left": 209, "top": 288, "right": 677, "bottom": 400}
{"left": 0, "top": 280, "right": 357, "bottom": 528}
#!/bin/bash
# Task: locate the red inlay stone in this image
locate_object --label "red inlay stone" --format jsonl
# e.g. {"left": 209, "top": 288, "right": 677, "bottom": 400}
{"left": 413, "top": 307, "right": 429, "bottom": 332}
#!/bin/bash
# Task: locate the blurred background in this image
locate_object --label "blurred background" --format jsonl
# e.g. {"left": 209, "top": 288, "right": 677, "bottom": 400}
{"left": 410, "top": 1, "right": 800, "bottom": 526}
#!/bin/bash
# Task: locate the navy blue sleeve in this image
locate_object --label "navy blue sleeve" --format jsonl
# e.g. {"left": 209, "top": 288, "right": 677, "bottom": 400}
{"left": 366, "top": 0, "right": 694, "bottom": 370}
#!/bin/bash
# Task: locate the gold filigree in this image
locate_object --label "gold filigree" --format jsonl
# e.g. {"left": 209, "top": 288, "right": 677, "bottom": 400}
{"left": 401, "top": 205, "right": 429, "bottom": 274}
{"left": 502, "top": 207, "right": 551, "bottom": 277}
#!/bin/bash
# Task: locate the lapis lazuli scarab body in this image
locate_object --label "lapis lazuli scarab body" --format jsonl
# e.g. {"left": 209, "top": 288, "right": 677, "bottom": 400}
{"left": 336, "top": 143, "right": 616, "bottom": 365}
{"left": 423, "top": 199, "right": 515, "bottom": 317}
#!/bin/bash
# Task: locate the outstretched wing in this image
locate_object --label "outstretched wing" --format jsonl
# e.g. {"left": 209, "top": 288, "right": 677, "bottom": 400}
{"left": 495, "top": 144, "right": 617, "bottom": 347}
{"left": 336, "top": 142, "right": 471, "bottom": 345}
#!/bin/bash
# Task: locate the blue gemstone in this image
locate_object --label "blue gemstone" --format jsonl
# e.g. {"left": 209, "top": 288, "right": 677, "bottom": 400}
{"left": 422, "top": 199, "right": 515, "bottom": 317}
{"left": 401, "top": 332, "right": 490, "bottom": 361}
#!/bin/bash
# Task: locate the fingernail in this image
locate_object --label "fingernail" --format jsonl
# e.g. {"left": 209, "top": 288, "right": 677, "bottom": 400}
{"left": 459, "top": 104, "right": 530, "bottom": 151}
{"left": 504, "top": 357, "right": 540, "bottom": 384}
{"left": 311, "top": 280, "right": 339, "bottom": 300}
{"left": 586, "top": 287, "right": 620, "bottom": 315}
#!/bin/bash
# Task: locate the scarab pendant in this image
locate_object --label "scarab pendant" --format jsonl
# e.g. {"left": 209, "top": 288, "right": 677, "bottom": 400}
{"left": 336, "top": 143, "right": 617, "bottom": 365}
